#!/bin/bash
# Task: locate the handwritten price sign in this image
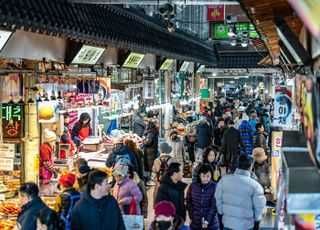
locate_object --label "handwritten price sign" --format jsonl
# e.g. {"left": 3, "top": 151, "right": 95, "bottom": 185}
{"left": 0, "top": 158, "right": 14, "bottom": 171}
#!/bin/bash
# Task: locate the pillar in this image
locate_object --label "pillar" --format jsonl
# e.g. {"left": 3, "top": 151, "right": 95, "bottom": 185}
{"left": 164, "top": 71, "right": 172, "bottom": 138}
{"left": 23, "top": 73, "right": 40, "bottom": 183}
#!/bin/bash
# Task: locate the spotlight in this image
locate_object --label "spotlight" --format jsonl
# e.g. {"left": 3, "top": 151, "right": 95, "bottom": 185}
{"left": 241, "top": 39, "right": 248, "bottom": 47}
{"left": 230, "top": 39, "right": 237, "bottom": 46}
{"left": 167, "top": 21, "right": 175, "bottom": 33}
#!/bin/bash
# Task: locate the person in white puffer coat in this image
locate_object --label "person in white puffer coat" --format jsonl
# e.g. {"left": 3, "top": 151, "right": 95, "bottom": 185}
{"left": 215, "top": 155, "right": 266, "bottom": 230}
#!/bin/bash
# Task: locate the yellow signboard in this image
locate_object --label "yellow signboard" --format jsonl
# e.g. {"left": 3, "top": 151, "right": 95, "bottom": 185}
{"left": 160, "top": 59, "right": 174, "bottom": 71}
{"left": 122, "top": 53, "right": 145, "bottom": 68}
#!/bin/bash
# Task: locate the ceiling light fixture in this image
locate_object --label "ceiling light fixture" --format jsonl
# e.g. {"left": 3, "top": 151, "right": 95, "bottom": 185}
{"left": 230, "top": 39, "right": 237, "bottom": 46}
{"left": 241, "top": 39, "right": 248, "bottom": 47}
{"left": 228, "top": 25, "right": 236, "bottom": 37}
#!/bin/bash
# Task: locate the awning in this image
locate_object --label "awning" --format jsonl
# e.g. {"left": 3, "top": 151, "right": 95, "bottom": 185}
{"left": 0, "top": 0, "right": 218, "bottom": 66}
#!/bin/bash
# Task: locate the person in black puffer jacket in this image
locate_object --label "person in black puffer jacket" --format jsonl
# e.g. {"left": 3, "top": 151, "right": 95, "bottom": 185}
{"left": 155, "top": 162, "right": 187, "bottom": 221}
{"left": 17, "top": 183, "right": 50, "bottom": 230}
{"left": 196, "top": 119, "right": 212, "bottom": 162}
{"left": 253, "top": 123, "right": 268, "bottom": 150}
{"left": 54, "top": 173, "right": 80, "bottom": 220}
{"left": 144, "top": 122, "right": 159, "bottom": 172}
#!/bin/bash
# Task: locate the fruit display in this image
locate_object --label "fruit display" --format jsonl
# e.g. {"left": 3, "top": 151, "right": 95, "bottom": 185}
{"left": 0, "top": 219, "right": 16, "bottom": 230}
{"left": 0, "top": 203, "right": 21, "bottom": 216}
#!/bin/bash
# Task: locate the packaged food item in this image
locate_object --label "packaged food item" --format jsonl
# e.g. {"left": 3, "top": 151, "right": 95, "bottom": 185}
{"left": 0, "top": 202, "right": 21, "bottom": 216}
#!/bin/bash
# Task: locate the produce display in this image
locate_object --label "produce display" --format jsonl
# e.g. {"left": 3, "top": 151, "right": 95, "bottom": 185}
{"left": 0, "top": 202, "right": 21, "bottom": 216}
{"left": 0, "top": 219, "right": 16, "bottom": 230}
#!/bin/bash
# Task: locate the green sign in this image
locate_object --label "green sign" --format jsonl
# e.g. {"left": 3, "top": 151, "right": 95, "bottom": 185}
{"left": 160, "top": 59, "right": 174, "bottom": 71}
{"left": 122, "top": 53, "right": 145, "bottom": 68}
{"left": 72, "top": 45, "right": 105, "bottom": 65}
{"left": 213, "top": 23, "right": 260, "bottom": 39}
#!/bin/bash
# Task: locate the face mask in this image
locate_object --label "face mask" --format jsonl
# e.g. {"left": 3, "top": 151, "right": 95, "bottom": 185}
{"left": 157, "top": 221, "right": 172, "bottom": 230}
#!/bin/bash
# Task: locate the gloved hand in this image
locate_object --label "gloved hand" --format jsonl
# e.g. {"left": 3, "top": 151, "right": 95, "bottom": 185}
{"left": 73, "top": 136, "right": 81, "bottom": 147}
{"left": 253, "top": 221, "right": 260, "bottom": 230}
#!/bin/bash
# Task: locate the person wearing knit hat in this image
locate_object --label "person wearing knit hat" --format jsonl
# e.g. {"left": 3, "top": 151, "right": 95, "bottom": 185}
{"left": 150, "top": 201, "right": 189, "bottom": 230}
{"left": 54, "top": 173, "right": 81, "bottom": 219}
{"left": 168, "top": 129, "right": 186, "bottom": 167}
{"left": 252, "top": 147, "right": 270, "bottom": 191}
{"left": 39, "top": 129, "right": 58, "bottom": 184}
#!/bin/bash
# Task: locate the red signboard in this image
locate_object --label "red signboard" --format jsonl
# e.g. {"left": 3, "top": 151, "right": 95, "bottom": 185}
{"left": 207, "top": 5, "right": 225, "bottom": 21}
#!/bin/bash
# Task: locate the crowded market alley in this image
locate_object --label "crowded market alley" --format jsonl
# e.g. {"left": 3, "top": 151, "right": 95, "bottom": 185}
{"left": 0, "top": 0, "right": 319, "bottom": 229}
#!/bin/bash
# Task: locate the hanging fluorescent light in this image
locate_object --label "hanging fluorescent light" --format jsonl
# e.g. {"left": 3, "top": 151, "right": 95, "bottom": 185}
{"left": 241, "top": 39, "right": 248, "bottom": 47}
{"left": 221, "top": 88, "right": 226, "bottom": 93}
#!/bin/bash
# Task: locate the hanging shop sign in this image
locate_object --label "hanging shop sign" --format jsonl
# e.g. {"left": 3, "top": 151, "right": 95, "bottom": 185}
{"left": 1, "top": 74, "right": 21, "bottom": 102}
{"left": 200, "top": 78, "right": 208, "bottom": 89}
{"left": 184, "top": 77, "right": 192, "bottom": 96}
{"left": 207, "top": 5, "right": 225, "bottom": 21}
{"left": 1, "top": 103, "right": 23, "bottom": 139}
{"left": 143, "top": 80, "right": 155, "bottom": 99}
{"left": 38, "top": 101, "right": 59, "bottom": 123}
{"left": 71, "top": 45, "right": 105, "bottom": 65}
{"left": 179, "top": 61, "right": 190, "bottom": 72}
{"left": 122, "top": 53, "right": 145, "bottom": 69}
{"left": 0, "top": 29, "right": 12, "bottom": 52}
{"left": 288, "top": 0, "right": 320, "bottom": 43}
{"left": 197, "top": 65, "right": 206, "bottom": 73}
{"left": 273, "top": 86, "right": 293, "bottom": 129}
{"left": 211, "top": 23, "right": 259, "bottom": 39}
{"left": 171, "top": 74, "right": 181, "bottom": 94}
{"left": 159, "top": 59, "right": 174, "bottom": 71}
{"left": 0, "top": 143, "right": 15, "bottom": 158}
{"left": 271, "top": 131, "right": 283, "bottom": 201}
{"left": 0, "top": 158, "right": 14, "bottom": 171}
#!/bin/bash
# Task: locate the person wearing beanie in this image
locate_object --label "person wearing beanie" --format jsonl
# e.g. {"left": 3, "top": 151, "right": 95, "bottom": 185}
{"left": 39, "top": 128, "right": 58, "bottom": 185}
{"left": 252, "top": 147, "right": 270, "bottom": 192}
{"left": 112, "top": 164, "right": 143, "bottom": 215}
{"left": 150, "top": 201, "right": 189, "bottom": 230}
{"left": 72, "top": 112, "right": 92, "bottom": 146}
{"left": 54, "top": 173, "right": 81, "bottom": 220}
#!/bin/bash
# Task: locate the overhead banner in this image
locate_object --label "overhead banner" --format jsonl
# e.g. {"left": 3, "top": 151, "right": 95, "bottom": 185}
{"left": 122, "top": 53, "right": 145, "bottom": 69}
{"left": 207, "top": 5, "right": 225, "bottom": 21}
{"left": 273, "top": 86, "right": 293, "bottom": 129}
{"left": 143, "top": 80, "right": 155, "bottom": 99}
{"left": 71, "top": 45, "right": 105, "bottom": 65}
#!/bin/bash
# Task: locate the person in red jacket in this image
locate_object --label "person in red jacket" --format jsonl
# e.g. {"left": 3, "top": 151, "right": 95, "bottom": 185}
{"left": 72, "top": 113, "right": 92, "bottom": 146}
{"left": 39, "top": 129, "right": 58, "bottom": 184}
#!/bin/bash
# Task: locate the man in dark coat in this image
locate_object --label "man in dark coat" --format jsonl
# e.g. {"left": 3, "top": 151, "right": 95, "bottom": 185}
{"left": 17, "top": 182, "right": 50, "bottom": 230}
{"left": 253, "top": 123, "right": 268, "bottom": 150}
{"left": 155, "top": 162, "right": 187, "bottom": 221}
{"left": 71, "top": 170, "right": 125, "bottom": 230}
{"left": 221, "top": 120, "right": 245, "bottom": 172}
{"left": 144, "top": 122, "right": 159, "bottom": 172}
{"left": 133, "top": 110, "right": 146, "bottom": 137}
{"left": 213, "top": 118, "right": 226, "bottom": 147}
{"left": 196, "top": 119, "right": 212, "bottom": 161}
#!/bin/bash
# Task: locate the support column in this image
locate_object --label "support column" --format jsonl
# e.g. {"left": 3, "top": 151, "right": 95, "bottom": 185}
{"left": 164, "top": 71, "right": 172, "bottom": 138}
{"left": 23, "top": 73, "right": 40, "bottom": 183}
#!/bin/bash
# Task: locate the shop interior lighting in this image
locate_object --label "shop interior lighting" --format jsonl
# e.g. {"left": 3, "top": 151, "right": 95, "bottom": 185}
{"left": 241, "top": 39, "right": 248, "bottom": 47}
{"left": 230, "top": 39, "right": 237, "bottom": 46}
{"left": 274, "top": 16, "right": 311, "bottom": 65}
{"left": 212, "top": 72, "right": 217, "bottom": 77}
{"left": 265, "top": 89, "right": 269, "bottom": 94}
{"left": 221, "top": 88, "right": 226, "bottom": 93}
{"left": 227, "top": 25, "right": 236, "bottom": 37}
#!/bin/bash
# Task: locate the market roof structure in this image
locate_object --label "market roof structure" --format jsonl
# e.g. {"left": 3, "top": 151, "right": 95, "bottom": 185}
{"left": 0, "top": 0, "right": 219, "bottom": 66}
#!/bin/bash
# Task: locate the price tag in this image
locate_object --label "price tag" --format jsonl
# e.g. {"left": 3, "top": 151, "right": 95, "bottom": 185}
{"left": 0, "top": 158, "right": 14, "bottom": 171}
{"left": 0, "top": 143, "right": 15, "bottom": 158}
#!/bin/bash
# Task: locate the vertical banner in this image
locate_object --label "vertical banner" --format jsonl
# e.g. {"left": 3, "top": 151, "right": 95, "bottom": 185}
{"left": 273, "top": 86, "right": 293, "bottom": 129}
{"left": 1, "top": 74, "right": 21, "bottom": 102}
{"left": 271, "top": 131, "right": 283, "bottom": 201}
{"left": 1, "top": 104, "right": 23, "bottom": 138}
{"left": 207, "top": 5, "right": 225, "bottom": 21}
{"left": 143, "top": 80, "right": 155, "bottom": 99}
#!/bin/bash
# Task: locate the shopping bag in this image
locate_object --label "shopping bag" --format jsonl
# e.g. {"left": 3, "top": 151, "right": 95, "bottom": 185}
{"left": 122, "top": 215, "right": 144, "bottom": 230}
{"left": 129, "top": 196, "right": 137, "bottom": 215}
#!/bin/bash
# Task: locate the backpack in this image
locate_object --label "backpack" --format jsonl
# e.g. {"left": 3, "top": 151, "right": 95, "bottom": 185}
{"left": 116, "top": 153, "right": 132, "bottom": 165}
{"left": 62, "top": 192, "right": 81, "bottom": 230}
{"left": 157, "top": 157, "right": 171, "bottom": 181}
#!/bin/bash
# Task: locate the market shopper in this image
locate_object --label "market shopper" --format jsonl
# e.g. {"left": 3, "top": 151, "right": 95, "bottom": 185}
{"left": 186, "top": 164, "right": 220, "bottom": 230}
{"left": 150, "top": 201, "right": 189, "bottom": 230}
{"left": 215, "top": 155, "right": 266, "bottom": 230}
{"left": 72, "top": 112, "right": 92, "bottom": 146}
{"left": 234, "top": 106, "right": 249, "bottom": 129}
{"left": 155, "top": 162, "right": 187, "bottom": 221}
{"left": 112, "top": 164, "right": 143, "bottom": 215}
{"left": 133, "top": 110, "right": 147, "bottom": 137}
{"left": 71, "top": 170, "right": 125, "bottom": 230}
{"left": 17, "top": 182, "right": 50, "bottom": 230}
{"left": 184, "top": 132, "right": 197, "bottom": 163}
{"left": 144, "top": 121, "right": 159, "bottom": 172}
{"left": 213, "top": 118, "right": 225, "bottom": 147}
{"left": 196, "top": 117, "right": 212, "bottom": 162}
{"left": 54, "top": 173, "right": 80, "bottom": 220}
{"left": 249, "top": 112, "right": 259, "bottom": 133}
{"left": 39, "top": 129, "right": 59, "bottom": 185}
{"left": 73, "top": 159, "right": 91, "bottom": 192}
{"left": 36, "top": 209, "right": 66, "bottom": 230}
{"left": 124, "top": 139, "right": 144, "bottom": 179}
{"left": 168, "top": 130, "right": 186, "bottom": 166}
{"left": 252, "top": 147, "right": 271, "bottom": 192}
{"left": 127, "top": 164, "right": 148, "bottom": 218}
{"left": 253, "top": 123, "right": 268, "bottom": 150}
{"left": 192, "top": 146, "right": 222, "bottom": 183}
{"left": 221, "top": 120, "right": 245, "bottom": 172}
{"left": 238, "top": 117, "right": 254, "bottom": 155}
